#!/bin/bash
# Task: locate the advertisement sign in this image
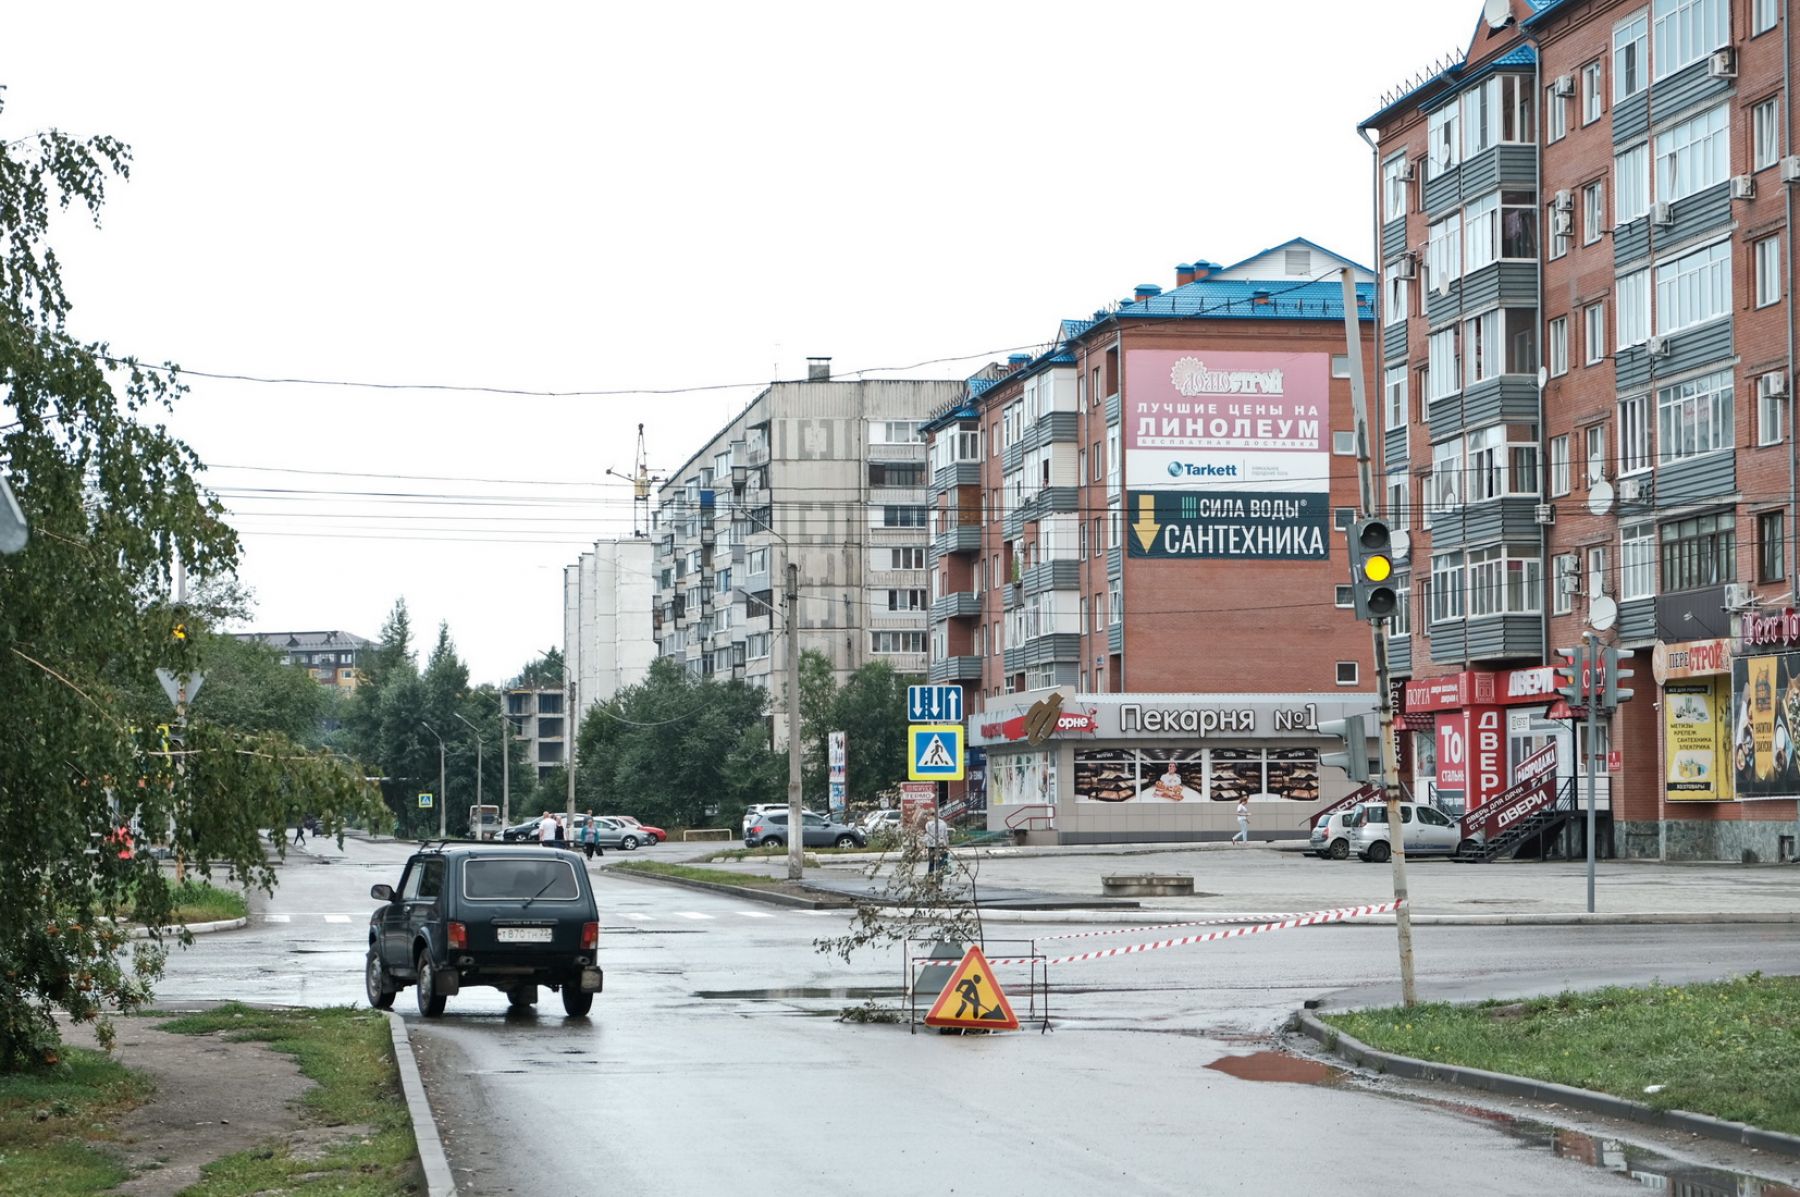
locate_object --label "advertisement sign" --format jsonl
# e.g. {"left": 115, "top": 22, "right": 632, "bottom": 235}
{"left": 827, "top": 731, "right": 847, "bottom": 817}
{"left": 1307, "top": 781, "right": 1382, "bottom": 830}
{"left": 1664, "top": 681, "right": 1725, "bottom": 801}
{"left": 989, "top": 751, "right": 1057, "bottom": 806}
{"left": 1457, "top": 743, "right": 1557, "bottom": 839}
{"left": 1730, "top": 652, "right": 1800, "bottom": 799}
{"left": 898, "top": 782, "right": 936, "bottom": 828}
{"left": 1436, "top": 721, "right": 1467, "bottom": 788}
{"left": 1651, "top": 638, "right": 1731, "bottom": 685}
{"left": 1072, "top": 747, "right": 1319, "bottom": 803}
{"left": 1123, "top": 349, "right": 1330, "bottom": 561}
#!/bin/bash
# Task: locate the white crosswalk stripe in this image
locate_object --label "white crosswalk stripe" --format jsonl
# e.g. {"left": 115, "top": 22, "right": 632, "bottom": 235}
{"left": 263, "top": 914, "right": 291, "bottom": 923}
{"left": 675, "top": 912, "right": 714, "bottom": 920}
{"left": 622, "top": 912, "right": 651, "bottom": 921}
{"left": 735, "top": 911, "right": 774, "bottom": 919}
{"left": 323, "top": 914, "right": 352, "bottom": 924}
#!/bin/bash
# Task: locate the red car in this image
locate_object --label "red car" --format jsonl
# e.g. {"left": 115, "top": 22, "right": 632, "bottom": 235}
{"left": 616, "top": 816, "right": 665, "bottom": 844}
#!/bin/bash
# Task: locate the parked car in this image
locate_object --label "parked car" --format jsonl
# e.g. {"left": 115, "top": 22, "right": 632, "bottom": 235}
{"left": 500, "top": 816, "right": 648, "bottom": 851}
{"left": 861, "top": 809, "right": 904, "bottom": 835}
{"left": 1350, "top": 801, "right": 1475, "bottom": 862}
{"left": 500, "top": 818, "right": 547, "bottom": 842}
{"left": 1308, "top": 809, "right": 1357, "bottom": 860}
{"left": 743, "top": 811, "right": 867, "bottom": 849}
{"left": 365, "top": 843, "right": 603, "bottom": 1018}
{"left": 614, "top": 815, "right": 665, "bottom": 844}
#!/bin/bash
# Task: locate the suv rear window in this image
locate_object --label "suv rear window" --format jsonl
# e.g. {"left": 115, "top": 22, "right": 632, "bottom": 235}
{"left": 463, "top": 857, "right": 581, "bottom": 901}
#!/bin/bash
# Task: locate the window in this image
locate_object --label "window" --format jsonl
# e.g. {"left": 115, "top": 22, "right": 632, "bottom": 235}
{"left": 1621, "top": 522, "right": 1656, "bottom": 600}
{"left": 1336, "top": 662, "right": 1359, "bottom": 686}
{"left": 1464, "top": 190, "right": 1539, "bottom": 271}
{"left": 1461, "top": 74, "right": 1533, "bottom": 157}
{"left": 1109, "top": 579, "right": 1122, "bottom": 626}
{"left": 1660, "top": 512, "right": 1736, "bottom": 590}
{"left": 1466, "top": 310, "right": 1501, "bottom": 385}
{"left": 1334, "top": 507, "right": 1356, "bottom": 532}
{"left": 1546, "top": 83, "right": 1568, "bottom": 142}
{"left": 1465, "top": 192, "right": 1500, "bottom": 273}
{"left": 885, "top": 547, "right": 924, "bottom": 570}
{"left": 1585, "top": 424, "right": 1608, "bottom": 484}
{"left": 1548, "top": 317, "right": 1569, "bottom": 377}
{"left": 886, "top": 589, "right": 926, "bottom": 611}
{"left": 1465, "top": 423, "right": 1539, "bottom": 502}
{"left": 1382, "top": 154, "right": 1409, "bottom": 220}
{"left": 880, "top": 505, "right": 926, "bottom": 528}
{"left": 1428, "top": 326, "right": 1461, "bottom": 401}
{"left": 990, "top": 421, "right": 1000, "bottom": 457}
{"left": 1614, "top": 11, "right": 1648, "bottom": 101}
{"left": 1431, "top": 552, "right": 1464, "bottom": 622}
{"left": 1390, "top": 579, "right": 1412, "bottom": 636}
{"left": 1427, "top": 213, "right": 1462, "bottom": 288}
{"left": 1549, "top": 435, "right": 1571, "bottom": 496}
{"left": 1758, "top": 511, "right": 1785, "bottom": 582}
{"left": 1090, "top": 440, "right": 1102, "bottom": 481}
{"left": 1430, "top": 437, "right": 1464, "bottom": 512}
{"left": 1383, "top": 260, "right": 1410, "bottom": 327}
{"left": 1384, "top": 366, "right": 1408, "bottom": 430}
{"left": 1106, "top": 426, "right": 1120, "bottom": 495}
{"left": 1501, "top": 192, "right": 1537, "bottom": 259}
{"left": 1331, "top": 355, "right": 1351, "bottom": 380}
{"left": 1548, "top": 196, "right": 1571, "bottom": 260}
{"left": 1386, "top": 472, "right": 1410, "bottom": 528}
{"left": 1584, "top": 303, "right": 1607, "bottom": 364}
{"left": 1761, "top": 372, "right": 1788, "bottom": 445}
{"left": 1581, "top": 181, "right": 1606, "bottom": 244}
{"left": 871, "top": 421, "right": 924, "bottom": 444}
{"left": 1467, "top": 545, "right": 1541, "bottom": 616}
{"left": 1428, "top": 102, "right": 1461, "bottom": 178}
{"left": 1089, "top": 367, "right": 1100, "bottom": 408}
{"left": 870, "top": 630, "right": 927, "bottom": 654}
{"left": 1619, "top": 393, "right": 1652, "bottom": 474}
{"left": 1753, "top": 0, "right": 1779, "bottom": 34}
{"left": 1333, "top": 431, "right": 1355, "bottom": 455}
{"left": 745, "top": 632, "right": 772, "bottom": 660}
{"left": 1658, "top": 368, "right": 1733, "bottom": 462}
{"left": 1582, "top": 61, "right": 1605, "bottom": 124}
{"left": 868, "top": 462, "right": 925, "bottom": 487}
{"left": 1654, "top": 240, "right": 1731, "bottom": 334}
{"left": 1655, "top": 104, "right": 1729, "bottom": 203}
{"left": 1091, "top": 516, "right": 1103, "bottom": 557}
{"left": 1755, "top": 236, "right": 1782, "bottom": 308}
{"left": 1079, "top": 596, "right": 1088, "bottom": 628}
{"left": 1553, "top": 554, "right": 1579, "bottom": 615}
{"left": 1587, "top": 545, "right": 1610, "bottom": 604}
{"left": 1753, "top": 98, "right": 1781, "bottom": 170}
{"left": 1615, "top": 144, "right": 1649, "bottom": 222}
{"left": 1652, "top": 0, "right": 1728, "bottom": 80}
{"left": 1612, "top": 270, "right": 1649, "bottom": 352}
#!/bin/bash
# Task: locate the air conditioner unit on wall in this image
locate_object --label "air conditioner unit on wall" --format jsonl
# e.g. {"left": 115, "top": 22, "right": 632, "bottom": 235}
{"left": 1732, "top": 175, "right": 1756, "bottom": 200}
{"left": 1552, "top": 74, "right": 1575, "bottom": 98}
{"left": 1646, "top": 335, "right": 1670, "bottom": 357}
{"left": 1552, "top": 211, "right": 1574, "bottom": 237}
{"left": 1652, "top": 201, "right": 1674, "bottom": 226}
{"left": 1708, "top": 48, "right": 1737, "bottom": 78}
{"left": 1394, "top": 253, "right": 1417, "bottom": 280}
{"left": 1783, "top": 156, "right": 1800, "bottom": 184}
{"left": 1553, "top": 189, "right": 1574, "bottom": 213}
{"left": 1760, "top": 371, "right": 1790, "bottom": 398}
{"left": 1397, "top": 160, "right": 1416, "bottom": 181}
{"left": 1534, "top": 503, "right": 1556, "bottom": 525}
{"left": 1724, "top": 582, "right": 1754, "bottom": 609}
{"left": 1618, "top": 476, "right": 1646, "bottom": 503}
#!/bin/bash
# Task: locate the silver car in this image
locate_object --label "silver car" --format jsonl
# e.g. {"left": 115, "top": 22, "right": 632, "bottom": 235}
{"left": 1350, "top": 801, "right": 1472, "bottom": 862}
{"left": 1308, "top": 809, "right": 1357, "bottom": 860}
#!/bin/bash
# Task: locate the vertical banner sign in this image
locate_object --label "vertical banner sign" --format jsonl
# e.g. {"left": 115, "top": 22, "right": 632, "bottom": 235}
{"left": 1730, "top": 652, "right": 1799, "bottom": 800}
{"left": 1664, "top": 682, "right": 1723, "bottom": 801}
{"left": 827, "top": 731, "right": 847, "bottom": 819}
{"left": 1123, "top": 350, "right": 1330, "bottom": 560}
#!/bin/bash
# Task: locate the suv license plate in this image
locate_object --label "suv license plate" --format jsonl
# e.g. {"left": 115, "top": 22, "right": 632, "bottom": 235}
{"left": 497, "top": 927, "right": 552, "bottom": 943}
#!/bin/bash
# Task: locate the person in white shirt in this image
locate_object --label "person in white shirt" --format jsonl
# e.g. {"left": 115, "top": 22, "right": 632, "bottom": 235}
{"left": 537, "top": 811, "right": 560, "bottom": 846}
{"left": 1232, "top": 799, "right": 1250, "bottom": 845}
{"left": 923, "top": 812, "right": 951, "bottom": 875}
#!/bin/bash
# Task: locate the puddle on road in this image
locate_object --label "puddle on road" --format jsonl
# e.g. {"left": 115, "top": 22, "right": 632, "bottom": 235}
{"left": 1206, "top": 1051, "right": 1344, "bottom": 1085}
{"left": 695, "top": 986, "right": 902, "bottom": 1001}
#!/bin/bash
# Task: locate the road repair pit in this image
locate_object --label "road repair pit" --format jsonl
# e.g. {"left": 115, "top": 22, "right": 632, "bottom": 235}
{"left": 1206, "top": 1051, "right": 1344, "bottom": 1085}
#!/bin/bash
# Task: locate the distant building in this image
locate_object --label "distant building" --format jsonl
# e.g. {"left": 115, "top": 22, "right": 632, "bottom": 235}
{"left": 506, "top": 687, "right": 567, "bottom": 780}
{"left": 235, "top": 630, "right": 373, "bottom": 688}
{"left": 563, "top": 538, "right": 656, "bottom": 718}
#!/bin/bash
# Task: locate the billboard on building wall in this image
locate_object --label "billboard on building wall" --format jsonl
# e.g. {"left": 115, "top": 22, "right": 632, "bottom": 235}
{"left": 1664, "top": 681, "right": 1727, "bottom": 802}
{"left": 1730, "top": 652, "right": 1800, "bottom": 799}
{"left": 1124, "top": 350, "right": 1331, "bottom": 561}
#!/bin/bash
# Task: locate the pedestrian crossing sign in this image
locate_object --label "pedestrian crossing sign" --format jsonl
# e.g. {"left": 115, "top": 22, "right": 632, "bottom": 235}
{"left": 924, "top": 945, "right": 1019, "bottom": 1031}
{"left": 908, "top": 724, "right": 964, "bottom": 781}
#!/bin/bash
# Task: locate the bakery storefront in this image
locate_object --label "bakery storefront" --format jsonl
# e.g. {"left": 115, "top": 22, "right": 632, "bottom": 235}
{"left": 975, "top": 690, "right": 1379, "bottom": 844}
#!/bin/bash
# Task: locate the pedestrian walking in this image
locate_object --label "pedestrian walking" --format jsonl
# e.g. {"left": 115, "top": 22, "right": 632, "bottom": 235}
{"left": 923, "top": 810, "right": 951, "bottom": 875}
{"left": 291, "top": 817, "right": 307, "bottom": 847}
{"left": 537, "top": 811, "right": 560, "bottom": 847}
{"left": 1232, "top": 798, "right": 1250, "bottom": 845}
{"left": 580, "top": 812, "right": 604, "bottom": 859}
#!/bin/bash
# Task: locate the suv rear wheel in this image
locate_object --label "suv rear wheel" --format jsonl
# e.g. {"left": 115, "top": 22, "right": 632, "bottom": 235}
{"left": 562, "top": 982, "right": 594, "bottom": 1017}
{"left": 759, "top": 835, "right": 785, "bottom": 849}
{"left": 416, "top": 950, "right": 447, "bottom": 1017}
{"left": 1367, "top": 840, "right": 1392, "bottom": 864}
{"left": 365, "top": 950, "right": 396, "bottom": 1010}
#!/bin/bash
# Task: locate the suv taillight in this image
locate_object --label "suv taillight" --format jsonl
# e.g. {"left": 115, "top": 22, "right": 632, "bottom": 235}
{"left": 581, "top": 921, "right": 599, "bottom": 950}
{"left": 750, "top": 824, "right": 763, "bottom": 835}
{"left": 447, "top": 921, "right": 467, "bottom": 950}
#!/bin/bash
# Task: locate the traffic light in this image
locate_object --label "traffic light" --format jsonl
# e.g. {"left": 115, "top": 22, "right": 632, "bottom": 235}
{"left": 1319, "top": 713, "right": 1371, "bottom": 782}
{"left": 1348, "top": 519, "right": 1398, "bottom": 621}
{"left": 1603, "top": 645, "right": 1635, "bottom": 709}
{"left": 1553, "top": 644, "right": 1587, "bottom": 706}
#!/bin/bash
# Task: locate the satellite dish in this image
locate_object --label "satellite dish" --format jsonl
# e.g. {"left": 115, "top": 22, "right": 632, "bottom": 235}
{"left": 1390, "top": 529, "right": 1411, "bottom": 561}
{"left": 1589, "top": 594, "right": 1618, "bottom": 631}
{"left": 1587, "top": 479, "right": 1614, "bottom": 516}
{"left": 1484, "top": 0, "right": 1513, "bottom": 28}
{"left": 1536, "top": 366, "right": 1549, "bottom": 390}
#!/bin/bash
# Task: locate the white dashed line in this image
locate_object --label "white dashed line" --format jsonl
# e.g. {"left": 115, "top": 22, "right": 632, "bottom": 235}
{"left": 263, "top": 914, "right": 291, "bottom": 923}
{"left": 736, "top": 911, "right": 774, "bottom": 919}
{"left": 675, "top": 912, "right": 714, "bottom": 921}
{"left": 323, "top": 914, "right": 352, "bottom": 924}
{"left": 622, "top": 912, "right": 651, "bottom": 921}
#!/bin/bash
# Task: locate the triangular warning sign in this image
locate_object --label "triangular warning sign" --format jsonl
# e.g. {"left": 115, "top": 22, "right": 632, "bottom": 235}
{"left": 923, "top": 946, "right": 1020, "bottom": 1031}
{"left": 919, "top": 735, "right": 955, "bottom": 768}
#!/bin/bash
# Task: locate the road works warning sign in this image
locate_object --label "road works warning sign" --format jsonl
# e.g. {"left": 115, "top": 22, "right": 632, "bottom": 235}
{"left": 924, "top": 946, "right": 1019, "bottom": 1031}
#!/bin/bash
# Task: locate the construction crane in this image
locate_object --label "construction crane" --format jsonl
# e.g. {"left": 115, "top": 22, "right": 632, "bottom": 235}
{"left": 604, "top": 424, "right": 662, "bottom": 538}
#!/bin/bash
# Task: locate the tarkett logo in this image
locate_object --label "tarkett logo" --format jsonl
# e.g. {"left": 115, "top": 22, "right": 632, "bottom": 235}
{"left": 1165, "top": 461, "right": 1240, "bottom": 478}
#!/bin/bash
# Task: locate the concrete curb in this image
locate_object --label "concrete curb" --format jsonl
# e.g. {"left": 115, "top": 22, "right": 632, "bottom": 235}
{"left": 129, "top": 916, "right": 249, "bottom": 939}
{"left": 599, "top": 865, "right": 841, "bottom": 909}
{"left": 1294, "top": 1008, "right": 1800, "bottom": 1159}
{"left": 385, "top": 1012, "right": 458, "bottom": 1197}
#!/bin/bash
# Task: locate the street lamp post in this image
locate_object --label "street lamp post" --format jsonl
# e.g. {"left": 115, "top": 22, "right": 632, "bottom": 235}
{"left": 419, "top": 722, "right": 446, "bottom": 839}
{"left": 453, "top": 713, "right": 485, "bottom": 836}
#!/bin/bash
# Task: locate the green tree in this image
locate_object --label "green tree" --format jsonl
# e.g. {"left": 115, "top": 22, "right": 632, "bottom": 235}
{"left": 796, "top": 653, "right": 916, "bottom": 810}
{"left": 514, "top": 646, "right": 564, "bottom": 688}
{"left": 186, "top": 634, "right": 328, "bottom": 742}
{"left": 0, "top": 99, "right": 383, "bottom": 1070}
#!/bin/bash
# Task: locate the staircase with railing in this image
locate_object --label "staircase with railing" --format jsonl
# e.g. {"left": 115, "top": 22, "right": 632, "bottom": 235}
{"left": 1457, "top": 777, "right": 1579, "bottom": 863}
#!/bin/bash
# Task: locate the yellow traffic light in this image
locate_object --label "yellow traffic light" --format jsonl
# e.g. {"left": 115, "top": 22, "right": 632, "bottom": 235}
{"left": 172, "top": 623, "right": 187, "bottom": 641}
{"left": 1362, "top": 554, "right": 1393, "bottom": 583}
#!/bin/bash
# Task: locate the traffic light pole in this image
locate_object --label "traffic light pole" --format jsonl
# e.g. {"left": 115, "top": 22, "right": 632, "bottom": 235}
{"left": 1340, "top": 269, "right": 1417, "bottom": 1007}
{"left": 1584, "top": 633, "right": 1599, "bottom": 914}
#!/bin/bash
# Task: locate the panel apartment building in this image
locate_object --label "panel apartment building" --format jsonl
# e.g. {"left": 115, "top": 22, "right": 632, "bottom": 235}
{"left": 650, "top": 360, "right": 964, "bottom": 742}
{"left": 563, "top": 537, "right": 655, "bottom": 716}
{"left": 1362, "top": 0, "right": 1798, "bottom": 860}
{"left": 924, "top": 240, "right": 1383, "bottom": 843}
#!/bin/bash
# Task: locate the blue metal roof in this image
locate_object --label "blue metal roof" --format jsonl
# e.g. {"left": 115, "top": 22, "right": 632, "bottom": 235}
{"left": 1108, "top": 277, "right": 1375, "bottom": 322}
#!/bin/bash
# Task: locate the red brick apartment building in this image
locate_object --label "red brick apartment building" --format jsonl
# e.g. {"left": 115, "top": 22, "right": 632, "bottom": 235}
{"left": 1362, "top": 0, "right": 1799, "bottom": 860}
{"left": 923, "top": 240, "right": 1382, "bottom": 844}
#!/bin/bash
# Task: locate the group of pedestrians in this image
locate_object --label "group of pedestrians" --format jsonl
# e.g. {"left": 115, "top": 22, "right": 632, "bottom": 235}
{"left": 537, "top": 810, "right": 605, "bottom": 858}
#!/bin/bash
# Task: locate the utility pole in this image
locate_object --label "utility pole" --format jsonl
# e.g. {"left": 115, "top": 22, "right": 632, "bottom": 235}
{"left": 453, "top": 713, "right": 484, "bottom": 833}
{"left": 566, "top": 677, "right": 577, "bottom": 836}
{"left": 1584, "top": 631, "right": 1600, "bottom": 914}
{"left": 420, "top": 722, "right": 447, "bottom": 839}
{"left": 500, "top": 707, "right": 511, "bottom": 832}
{"left": 786, "top": 560, "right": 804, "bottom": 881}
{"left": 1340, "top": 268, "right": 1418, "bottom": 1007}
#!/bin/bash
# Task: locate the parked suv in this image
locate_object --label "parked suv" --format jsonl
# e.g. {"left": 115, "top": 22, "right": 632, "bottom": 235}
{"left": 743, "top": 810, "right": 867, "bottom": 849}
{"left": 365, "top": 844, "right": 604, "bottom": 1018}
{"left": 1349, "top": 801, "right": 1474, "bottom": 862}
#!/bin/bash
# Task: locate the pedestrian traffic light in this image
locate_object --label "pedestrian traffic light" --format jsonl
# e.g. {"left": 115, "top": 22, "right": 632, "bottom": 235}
{"left": 1603, "top": 645, "right": 1635, "bottom": 709}
{"left": 1319, "top": 713, "right": 1370, "bottom": 782}
{"left": 1348, "top": 519, "right": 1398, "bottom": 621}
{"left": 1553, "top": 644, "right": 1586, "bottom": 705}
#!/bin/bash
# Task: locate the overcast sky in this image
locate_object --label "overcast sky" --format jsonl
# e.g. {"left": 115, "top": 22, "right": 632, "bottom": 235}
{"left": 4, "top": 1, "right": 1476, "bottom": 683}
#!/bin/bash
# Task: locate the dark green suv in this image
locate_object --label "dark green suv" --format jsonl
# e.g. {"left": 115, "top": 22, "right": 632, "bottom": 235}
{"left": 365, "top": 843, "right": 604, "bottom": 1018}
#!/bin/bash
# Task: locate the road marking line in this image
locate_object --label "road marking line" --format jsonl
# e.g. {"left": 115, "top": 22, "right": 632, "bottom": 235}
{"left": 735, "top": 911, "right": 774, "bottom": 919}
{"left": 323, "top": 915, "right": 352, "bottom": 924}
{"left": 676, "top": 912, "right": 714, "bottom": 920}
{"left": 622, "top": 912, "right": 651, "bottom": 921}
{"left": 263, "top": 914, "right": 291, "bottom": 923}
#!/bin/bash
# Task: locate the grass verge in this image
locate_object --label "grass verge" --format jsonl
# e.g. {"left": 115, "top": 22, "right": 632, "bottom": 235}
{"left": 612, "top": 860, "right": 788, "bottom": 887}
{"left": 161, "top": 880, "right": 250, "bottom": 925}
{"left": 0, "top": 1049, "right": 151, "bottom": 1197}
{"left": 155, "top": 1004, "right": 419, "bottom": 1196}
{"left": 1323, "top": 973, "right": 1800, "bottom": 1136}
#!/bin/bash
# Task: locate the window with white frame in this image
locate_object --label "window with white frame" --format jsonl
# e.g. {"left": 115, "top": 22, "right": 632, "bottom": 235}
{"left": 886, "top": 589, "right": 926, "bottom": 611}
{"left": 1753, "top": 98, "right": 1781, "bottom": 171}
{"left": 1461, "top": 75, "right": 1533, "bottom": 158}
{"left": 870, "top": 630, "right": 926, "bottom": 654}
{"left": 1753, "top": 0, "right": 1779, "bottom": 34}
{"left": 1383, "top": 367, "right": 1409, "bottom": 432}
{"left": 871, "top": 420, "right": 924, "bottom": 444}
{"left": 1431, "top": 552, "right": 1464, "bottom": 622}
{"left": 1584, "top": 302, "right": 1607, "bottom": 364}
{"left": 746, "top": 632, "right": 771, "bottom": 660}
{"left": 1428, "top": 326, "right": 1461, "bottom": 401}
{"left": 1621, "top": 522, "right": 1656, "bottom": 600}
{"left": 1501, "top": 191, "right": 1538, "bottom": 258}
{"left": 1588, "top": 544, "right": 1610, "bottom": 601}
{"left": 1552, "top": 553, "right": 1579, "bottom": 614}
{"left": 1382, "top": 155, "right": 1409, "bottom": 221}
{"left": 1616, "top": 269, "right": 1650, "bottom": 348}
{"left": 1465, "top": 309, "right": 1502, "bottom": 386}
{"left": 1619, "top": 393, "right": 1652, "bottom": 474}
{"left": 1467, "top": 423, "right": 1540, "bottom": 502}
{"left": 1548, "top": 196, "right": 1571, "bottom": 259}
{"left": 1428, "top": 102, "right": 1461, "bottom": 178}
{"left": 1657, "top": 368, "right": 1733, "bottom": 462}
{"left": 1468, "top": 545, "right": 1542, "bottom": 616}
{"left": 1547, "top": 83, "right": 1568, "bottom": 142}
{"left": 1427, "top": 213, "right": 1463, "bottom": 287}
{"left": 748, "top": 547, "right": 769, "bottom": 575}
{"left": 1387, "top": 471, "right": 1410, "bottom": 528}
{"left": 1582, "top": 61, "right": 1605, "bottom": 123}
{"left": 1654, "top": 239, "right": 1731, "bottom": 334}
{"left": 1615, "top": 143, "right": 1649, "bottom": 223}
{"left": 1586, "top": 423, "right": 1608, "bottom": 484}
{"left": 1654, "top": 104, "right": 1729, "bottom": 202}
{"left": 1465, "top": 193, "right": 1500, "bottom": 273}
{"left": 1431, "top": 437, "right": 1465, "bottom": 511}
{"left": 1390, "top": 579, "right": 1412, "bottom": 636}
{"left": 1755, "top": 235, "right": 1782, "bottom": 308}
{"left": 1105, "top": 426, "right": 1120, "bottom": 496}
{"left": 1108, "top": 499, "right": 1121, "bottom": 552}
{"left": 1109, "top": 579, "right": 1122, "bottom": 626}
{"left": 1383, "top": 260, "right": 1410, "bottom": 326}
{"left": 1581, "top": 181, "right": 1606, "bottom": 244}
{"left": 1549, "top": 434, "right": 1571, "bottom": 496}
{"left": 1549, "top": 316, "right": 1569, "bottom": 376}
{"left": 1614, "top": 11, "right": 1648, "bottom": 101}
{"left": 1761, "top": 372, "right": 1788, "bottom": 445}
{"left": 1652, "top": 0, "right": 1729, "bottom": 80}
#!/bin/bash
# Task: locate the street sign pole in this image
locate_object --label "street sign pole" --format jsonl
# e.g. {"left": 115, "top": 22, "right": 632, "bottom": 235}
{"left": 1584, "top": 632, "right": 1599, "bottom": 914}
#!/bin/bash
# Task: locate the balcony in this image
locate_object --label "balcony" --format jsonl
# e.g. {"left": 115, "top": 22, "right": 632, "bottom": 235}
{"left": 928, "top": 655, "right": 983, "bottom": 683}
{"left": 1022, "top": 633, "right": 1081, "bottom": 666}
{"left": 1108, "top": 622, "right": 1123, "bottom": 654}
{"left": 933, "top": 523, "right": 982, "bottom": 556}
{"left": 931, "top": 461, "right": 981, "bottom": 493}
{"left": 745, "top": 441, "right": 770, "bottom": 469}
{"left": 930, "top": 591, "right": 982, "bottom": 621}
{"left": 1021, "top": 559, "right": 1080, "bottom": 595}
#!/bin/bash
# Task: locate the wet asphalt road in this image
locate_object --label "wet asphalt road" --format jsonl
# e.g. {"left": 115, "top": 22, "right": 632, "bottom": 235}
{"left": 154, "top": 836, "right": 1800, "bottom": 1196}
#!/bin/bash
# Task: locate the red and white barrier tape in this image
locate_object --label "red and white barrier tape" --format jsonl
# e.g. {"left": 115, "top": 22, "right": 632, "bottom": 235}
{"left": 984, "top": 900, "right": 1403, "bottom": 967}
{"left": 1035, "top": 912, "right": 1319, "bottom": 942}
